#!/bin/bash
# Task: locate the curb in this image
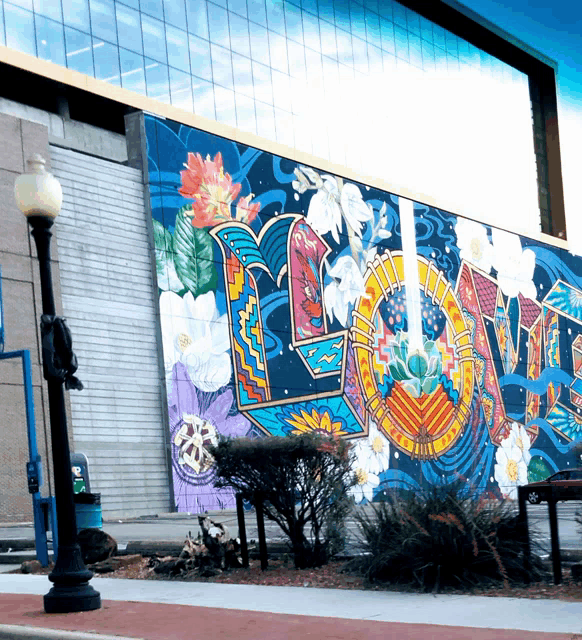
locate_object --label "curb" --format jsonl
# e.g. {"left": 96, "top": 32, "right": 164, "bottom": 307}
{"left": 0, "top": 625, "right": 140, "bottom": 640}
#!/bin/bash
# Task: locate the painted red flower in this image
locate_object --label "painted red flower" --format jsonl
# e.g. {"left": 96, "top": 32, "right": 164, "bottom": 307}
{"left": 178, "top": 151, "right": 260, "bottom": 228}
{"left": 235, "top": 194, "right": 261, "bottom": 225}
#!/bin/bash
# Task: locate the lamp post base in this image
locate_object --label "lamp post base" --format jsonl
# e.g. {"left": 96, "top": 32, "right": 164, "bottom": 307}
{"left": 44, "top": 583, "right": 101, "bottom": 613}
{"left": 43, "top": 543, "right": 101, "bottom": 613}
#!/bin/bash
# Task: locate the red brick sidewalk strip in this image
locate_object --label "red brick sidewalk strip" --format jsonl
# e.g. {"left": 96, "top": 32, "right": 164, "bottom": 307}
{"left": 0, "top": 594, "right": 577, "bottom": 640}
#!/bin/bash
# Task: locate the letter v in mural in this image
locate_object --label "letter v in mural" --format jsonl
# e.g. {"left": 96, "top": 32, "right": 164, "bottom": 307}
{"left": 142, "top": 113, "right": 582, "bottom": 512}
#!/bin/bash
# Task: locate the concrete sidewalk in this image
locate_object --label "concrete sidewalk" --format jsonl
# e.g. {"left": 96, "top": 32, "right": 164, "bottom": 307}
{"left": 0, "top": 574, "right": 581, "bottom": 639}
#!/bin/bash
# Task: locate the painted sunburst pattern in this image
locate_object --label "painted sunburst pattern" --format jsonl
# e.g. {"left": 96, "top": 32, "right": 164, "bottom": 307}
{"left": 278, "top": 403, "right": 348, "bottom": 437}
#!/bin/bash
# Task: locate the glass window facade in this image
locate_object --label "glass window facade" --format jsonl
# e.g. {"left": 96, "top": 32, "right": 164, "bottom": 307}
{"left": 0, "top": 0, "right": 540, "bottom": 232}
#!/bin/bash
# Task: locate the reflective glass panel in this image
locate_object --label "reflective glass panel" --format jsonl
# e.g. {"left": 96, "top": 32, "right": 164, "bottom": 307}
{"left": 286, "top": 40, "right": 306, "bottom": 79}
{"left": 145, "top": 58, "right": 170, "bottom": 102}
{"left": 349, "top": 2, "right": 365, "bottom": 41}
{"left": 188, "top": 33, "right": 212, "bottom": 81}
{"left": 0, "top": 4, "right": 5, "bottom": 46}
{"left": 249, "top": 21, "right": 269, "bottom": 64}
{"left": 61, "top": 0, "right": 90, "bottom": 30}
{"left": 246, "top": 0, "right": 266, "bottom": 26}
{"left": 214, "top": 85, "right": 237, "bottom": 126}
{"left": 207, "top": 2, "right": 230, "bottom": 48}
{"left": 319, "top": 18, "right": 336, "bottom": 58}
{"left": 141, "top": 14, "right": 167, "bottom": 63}
{"left": 227, "top": 0, "right": 246, "bottom": 18}
{"left": 363, "top": 0, "right": 377, "bottom": 14}
{"left": 65, "top": 27, "right": 94, "bottom": 75}
{"left": 252, "top": 60, "right": 272, "bottom": 104}
{"left": 335, "top": 26, "right": 351, "bottom": 64}
{"left": 421, "top": 38, "right": 434, "bottom": 71}
{"left": 4, "top": 4, "right": 36, "bottom": 55}
{"left": 192, "top": 75, "right": 216, "bottom": 119}
{"left": 119, "top": 47, "right": 146, "bottom": 93}
{"left": 33, "top": 0, "right": 62, "bottom": 23}
{"left": 35, "top": 15, "right": 66, "bottom": 65}
{"left": 365, "top": 9, "right": 380, "bottom": 49}
{"left": 318, "top": 0, "right": 333, "bottom": 24}
{"left": 163, "top": 0, "right": 186, "bottom": 26}
{"left": 169, "top": 67, "right": 193, "bottom": 110}
{"left": 5, "top": 0, "right": 32, "bottom": 11}
{"left": 228, "top": 12, "right": 250, "bottom": 58}
{"left": 301, "top": 0, "right": 316, "bottom": 16}
{"left": 333, "top": 0, "right": 348, "bottom": 25}
{"left": 211, "top": 44, "right": 234, "bottom": 90}
{"left": 166, "top": 24, "right": 189, "bottom": 73}
{"left": 93, "top": 38, "right": 120, "bottom": 83}
{"left": 351, "top": 35, "right": 367, "bottom": 73}
{"left": 268, "top": 30, "right": 288, "bottom": 74}
{"left": 234, "top": 92, "right": 256, "bottom": 134}
{"left": 118, "top": 0, "right": 138, "bottom": 9}
{"left": 392, "top": 0, "right": 406, "bottom": 29}
{"left": 254, "top": 100, "right": 275, "bottom": 139}
{"left": 284, "top": 1, "right": 302, "bottom": 44}
{"left": 274, "top": 106, "right": 293, "bottom": 147}
{"left": 115, "top": 4, "right": 142, "bottom": 54}
{"left": 271, "top": 69, "right": 290, "bottom": 108}
{"left": 89, "top": 0, "right": 117, "bottom": 43}
{"left": 232, "top": 51, "right": 253, "bottom": 98}
{"left": 185, "top": 0, "right": 208, "bottom": 40}
{"left": 265, "top": 0, "right": 284, "bottom": 35}
{"left": 302, "top": 10, "right": 319, "bottom": 50}
{"left": 408, "top": 31, "right": 421, "bottom": 68}
{"left": 379, "top": 17, "right": 394, "bottom": 54}
{"left": 419, "top": 16, "right": 432, "bottom": 43}
{"left": 432, "top": 22, "right": 445, "bottom": 50}
{"left": 406, "top": 7, "right": 420, "bottom": 35}
{"left": 393, "top": 24, "right": 408, "bottom": 61}
{"left": 140, "top": 0, "right": 163, "bottom": 19}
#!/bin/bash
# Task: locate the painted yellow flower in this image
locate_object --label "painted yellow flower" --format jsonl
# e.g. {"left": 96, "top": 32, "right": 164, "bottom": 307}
{"left": 282, "top": 405, "right": 347, "bottom": 437}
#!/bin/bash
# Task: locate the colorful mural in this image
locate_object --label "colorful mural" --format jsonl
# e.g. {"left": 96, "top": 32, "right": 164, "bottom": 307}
{"left": 145, "top": 114, "right": 582, "bottom": 512}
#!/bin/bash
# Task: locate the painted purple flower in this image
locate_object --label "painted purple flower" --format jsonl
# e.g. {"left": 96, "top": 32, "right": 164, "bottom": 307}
{"left": 168, "top": 362, "right": 251, "bottom": 513}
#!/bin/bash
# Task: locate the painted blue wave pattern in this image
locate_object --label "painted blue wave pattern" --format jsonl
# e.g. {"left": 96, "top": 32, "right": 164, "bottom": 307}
{"left": 499, "top": 368, "right": 574, "bottom": 393}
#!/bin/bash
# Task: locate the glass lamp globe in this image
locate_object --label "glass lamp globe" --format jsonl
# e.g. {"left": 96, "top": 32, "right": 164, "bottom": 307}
{"left": 14, "top": 154, "right": 63, "bottom": 220}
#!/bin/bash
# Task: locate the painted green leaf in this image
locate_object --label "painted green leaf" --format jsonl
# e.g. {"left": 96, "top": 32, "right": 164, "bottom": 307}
{"left": 527, "top": 456, "right": 553, "bottom": 483}
{"left": 408, "top": 352, "right": 428, "bottom": 379}
{"left": 153, "top": 219, "right": 184, "bottom": 293}
{"left": 153, "top": 218, "right": 172, "bottom": 273}
{"left": 422, "top": 376, "right": 437, "bottom": 395}
{"left": 389, "top": 360, "right": 409, "bottom": 381}
{"left": 173, "top": 205, "right": 218, "bottom": 296}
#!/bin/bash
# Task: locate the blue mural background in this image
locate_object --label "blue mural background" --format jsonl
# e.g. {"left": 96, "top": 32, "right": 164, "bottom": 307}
{"left": 144, "top": 113, "right": 582, "bottom": 512}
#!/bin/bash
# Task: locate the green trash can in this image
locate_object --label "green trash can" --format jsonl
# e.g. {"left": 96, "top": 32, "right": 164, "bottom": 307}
{"left": 74, "top": 492, "right": 102, "bottom": 532}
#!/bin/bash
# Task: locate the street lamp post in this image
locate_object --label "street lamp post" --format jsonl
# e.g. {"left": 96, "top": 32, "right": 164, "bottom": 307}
{"left": 14, "top": 155, "right": 101, "bottom": 613}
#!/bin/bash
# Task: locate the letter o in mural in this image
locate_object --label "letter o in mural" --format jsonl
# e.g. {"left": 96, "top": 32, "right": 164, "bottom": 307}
{"left": 351, "top": 251, "right": 474, "bottom": 460}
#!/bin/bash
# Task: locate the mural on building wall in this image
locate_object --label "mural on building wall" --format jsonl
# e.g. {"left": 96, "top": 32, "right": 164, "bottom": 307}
{"left": 144, "top": 113, "right": 582, "bottom": 513}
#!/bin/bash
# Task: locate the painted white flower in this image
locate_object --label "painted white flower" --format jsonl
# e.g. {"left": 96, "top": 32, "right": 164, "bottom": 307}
{"left": 349, "top": 441, "right": 380, "bottom": 504}
{"left": 506, "top": 422, "right": 532, "bottom": 467}
{"left": 491, "top": 228, "right": 537, "bottom": 300}
{"left": 494, "top": 436, "right": 528, "bottom": 500}
{"left": 292, "top": 167, "right": 312, "bottom": 194}
{"left": 357, "top": 421, "right": 390, "bottom": 475}
{"left": 455, "top": 218, "right": 493, "bottom": 273}
{"left": 324, "top": 255, "right": 366, "bottom": 326}
{"left": 159, "top": 290, "right": 231, "bottom": 392}
{"left": 340, "top": 182, "right": 374, "bottom": 237}
{"left": 305, "top": 175, "right": 343, "bottom": 243}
